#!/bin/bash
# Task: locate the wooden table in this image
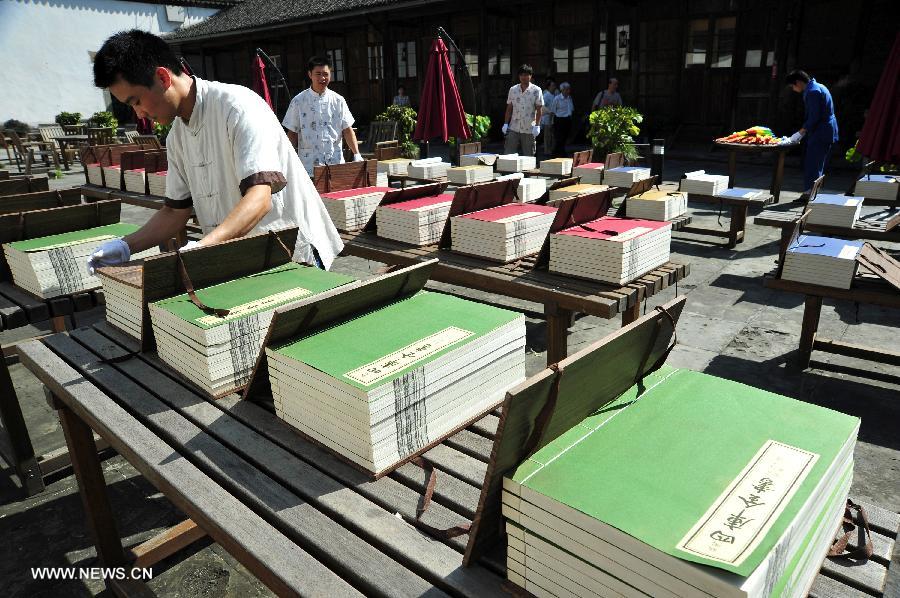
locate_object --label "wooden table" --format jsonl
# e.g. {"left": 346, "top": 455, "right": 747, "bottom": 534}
{"left": 15, "top": 321, "right": 900, "bottom": 597}
{"left": 388, "top": 173, "right": 448, "bottom": 189}
{"left": 764, "top": 274, "right": 900, "bottom": 369}
{"left": 0, "top": 281, "right": 106, "bottom": 495}
{"left": 54, "top": 135, "right": 90, "bottom": 170}
{"left": 714, "top": 141, "right": 794, "bottom": 203}
{"left": 339, "top": 231, "right": 689, "bottom": 365}
{"left": 682, "top": 189, "right": 775, "bottom": 248}
{"left": 754, "top": 205, "right": 900, "bottom": 244}
{"left": 80, "top": 185, "right": 202, "bottom": 237}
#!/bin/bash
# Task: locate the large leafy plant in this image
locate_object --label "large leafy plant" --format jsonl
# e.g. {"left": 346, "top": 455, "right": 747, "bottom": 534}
{"left": 90, "top": 111, "right": 119, "bottom": 131}
{"left": 375, "top": 105, "right": 418, "bottom": 158}
{"left": 587, "top": 106, "right": 643, "bottom": 162}
{"left": 55, "top": 112, "right": 81, "bottom": 126}
{"left": 448, "top": 113, "right": 492, "bottom": 147}
{"left": 2, "top": 119, "right": 29, "bottom": 134}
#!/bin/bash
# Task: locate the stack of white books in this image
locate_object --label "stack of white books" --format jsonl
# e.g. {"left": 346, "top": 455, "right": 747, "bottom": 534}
{"left": 407, "top": 157, "right": 451, "bottom": 180}
{"left": 716, "top": 187, "right": 769, "bottom": 201}
{"left": 680, "top": 170, "right": 730, "bottom": 196}
{"left": 450, "top": 203, "right": 556, "bottom": 262}
{"left": 376, "top": 171, "right": 389, "bottom": 187}
{"left": 447, "top": 165, "right": 494, "bottom": 185}
{"left": 147, "top": 171, "right": 167, "bottom": 196}
{"left": 626, "top": 189, "right": 688, "bottom": 221}
{"left": 375, "top": 193, "right": 455, "bottom": 246}
{"left": 503, "top": 366, "right": 859, "bottom": 598}
{"left": 123, "top": 168, "right": 146, "bottom": 194}
{"left": 781, "top": 235, "right": 863, "bottom": 289}
{"left": 3, "top": 223, "right": 158, "bottom": 299}
{"left": 377, "top": 158, "right": 412, "bottom": 176}
{"left": 548, "top": 183, "right": 607, "bottom": 202}
{"left": 855, "top": 174, "right": 899, "bottom": 201}
{"left": 460, "top": 152, "right": 499, "bottom": 167}
{"left": 549, "top": 216, "right": 671, "bottom": 284}
{"left": 102, "top": 164, "right": 122, "bottom": 189}
{"left": 603, "top": 166, "right": 651, "bottom": 188}
{"left": 573, "top": 162, "right": 605, "bottom": 184}
{"left": 320, "top": 186, "right": 393, "bottom": 232}
{"left": 149, "top": 263, "right": 355, "bottom": 396}
{"left": 516, "top": 178, "right": 547, "bottom": 203}
{"left": 497, "top": 154, "right": 537, "bottom": 173}
{"left": 540, "top": 158, "right": 573, "bottom": 176}
{"left": 97, "top": 263, "right": 144, "bottom": 340}
{"left": 85, "top": 161, "right": 103, "bottom": 186}
{"left": 806, "top": 194, "right": 864, "bottom": 228}
{"left": 267, "top": 290, "right": 526, "bottom": 474}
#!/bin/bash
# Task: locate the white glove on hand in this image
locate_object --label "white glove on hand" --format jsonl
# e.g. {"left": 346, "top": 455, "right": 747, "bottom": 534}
{"left": 87, "top": 238, "right": 130, "bottom": 275}
{"left": 352, "top": 153, "right": 364, "bottom": 162}
{"left": 789, "top": 131, "right": 804, "bottom": 144}
{"left": 180, "top": 240, "right": 201, "bottom": 251}
{"left": 501, "top": 123, "right": 509, "bottom": 135}
{"left": 532, "top": 125, "right": 541, "bottom": 137}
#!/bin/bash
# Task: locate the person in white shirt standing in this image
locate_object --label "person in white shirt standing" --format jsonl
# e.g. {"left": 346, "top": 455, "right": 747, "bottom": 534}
{"left": 86, "top": 30, "right": 343, "bottom": 272}
{"left": 541, "top": 78, "right": 558, "bottom": 156}
{"left": 549, "top": 82, "right": 575, "bottom": 158}
{"left": 502, "top": 64, "right": 543, "bottom": 157}
{"left": 282, "top": 56, "right": 363, "bottom": 174}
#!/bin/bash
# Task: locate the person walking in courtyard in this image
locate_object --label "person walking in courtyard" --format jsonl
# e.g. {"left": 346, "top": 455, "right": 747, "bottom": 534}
{"left": 502, "top": 64, "right": 543, "bottom": 156}
{"left": 549, "top": 82, "right": 574, "bottom": 157}
{"left": 541, "top": 77, "right": 558, "bottom": 156}
{"left": 785, "top": 70, "right": 839, "bottom": 192}
{"left": 591, "top": 77, "right": 623, "bottom": 111}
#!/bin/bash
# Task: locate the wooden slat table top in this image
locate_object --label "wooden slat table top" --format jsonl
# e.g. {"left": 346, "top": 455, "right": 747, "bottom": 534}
{"left": 765, "top": 274, "right": 900, "bottom": 309}
{"left": 0, "top": 281, "right": 103, "bottom": 332}
{"left": 339, "top": 231, "right": 690, "bottom": 318}
{"left": 80, "top": 184, "right": 167, "bottom": 210}
{"left": 686, "top": 191, "right": 775, "bottom": 207}
{"left": 754, "top": 207, "right": 900, "bottom": 242}
{"left": 16, "top": 321, "right": 899, "bottom": 597}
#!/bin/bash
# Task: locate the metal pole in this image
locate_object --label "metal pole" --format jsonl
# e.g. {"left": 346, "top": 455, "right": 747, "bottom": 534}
{"left": 437, "top": 26, "right": 477, "bottom": 115}
{"left": 651, "top": 138, "right": 665, "bottom": 179}
{"left": 256, "top": 48, "right": 293, "bottom": 115}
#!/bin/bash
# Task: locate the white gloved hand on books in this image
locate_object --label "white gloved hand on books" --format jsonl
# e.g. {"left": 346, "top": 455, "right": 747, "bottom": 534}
{"left": 352, "top": 153, "right": 364, "bottom": 162}
{"left": 531, "top": 125, "right": 540, "bottom": 137}
{"left": 87, "top": 238, "right": 130, "bottom": 275}
{"left": 180, "top": 240, "right": 201, "bottom": 251}
{"left": 502, "top": 123, "right": 509, "bottom": 135}
{"left": 789, "top": 131, "right": 804, "bottom": 144}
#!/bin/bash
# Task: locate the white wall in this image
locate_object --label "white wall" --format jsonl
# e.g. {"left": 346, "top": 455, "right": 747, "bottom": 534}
{"left": 0, "top": 0, "right": 219, "bottom": 125}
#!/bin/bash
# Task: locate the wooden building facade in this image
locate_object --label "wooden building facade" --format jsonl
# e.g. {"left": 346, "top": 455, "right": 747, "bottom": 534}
{"left": 167, "top": 0, "right": 897, "bottom": 146}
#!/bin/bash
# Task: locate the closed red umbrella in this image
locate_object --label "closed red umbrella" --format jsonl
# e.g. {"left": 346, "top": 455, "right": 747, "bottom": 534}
{"left": 251, "top": 54, "right": 274, "bottom": 111}
{"left": 413, "top": 37, "right": 470, "bottom": 142}
{"left": 857, "top": 31, "right": 900, "bottom": 163}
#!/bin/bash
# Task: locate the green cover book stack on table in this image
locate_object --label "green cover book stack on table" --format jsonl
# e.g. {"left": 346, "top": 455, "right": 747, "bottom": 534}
{"left": 3, "top": 223, "right": 158, "bottom": 298}
{"left": 149, "top": 263, "right": 355, "bottom": 396}
{"left": 266, "top": 290, "right": 526, "bottom": 475}
{"left": 503, "top": 367, "right": 859, "bottom": 598}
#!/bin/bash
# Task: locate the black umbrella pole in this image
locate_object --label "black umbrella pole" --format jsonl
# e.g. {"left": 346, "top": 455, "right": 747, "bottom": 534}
{"left": 256, "top": 48, "right": 293, "bottom": 112}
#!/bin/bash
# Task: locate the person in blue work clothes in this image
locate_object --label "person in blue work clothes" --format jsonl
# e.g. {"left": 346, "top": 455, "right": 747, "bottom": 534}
{"left": 785, "top": 70, "right": 838, "bottom": 192}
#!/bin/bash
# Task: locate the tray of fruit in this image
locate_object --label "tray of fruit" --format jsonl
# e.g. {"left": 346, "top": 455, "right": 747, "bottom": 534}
{"left": 715, "top": 126, "right": 793, "bottom": 146}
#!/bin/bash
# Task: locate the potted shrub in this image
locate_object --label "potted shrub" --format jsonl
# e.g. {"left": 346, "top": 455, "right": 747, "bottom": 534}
{"left": 54, "top": 112, "right": 82, "bottom": 126}
{"left": 2, "top": 119, "right": 30, "bottom": 134}
{"left": 90, "top": 111, "right": 119, "bottom": 131}
{"left": 374, "top": 105, "right": 418, "bottom": 158}
{"left": 153, "top": 122, "right": 172, "bottom": 146}
{"left": 587, "top": 105, "right": 643, "bottom": 163}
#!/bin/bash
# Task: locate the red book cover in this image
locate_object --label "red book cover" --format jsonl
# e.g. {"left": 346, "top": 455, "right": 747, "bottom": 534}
{"left": 384, "top": 194, "right": 455, "bottom": 211}
{"left": 576, "top": 162, "right": 605, "bottom": 169}
{"left": 557, "top": 216, "right": 670, "bottom": 241}
{"left": 460, "top": 203, "right": 556, "bottom": 222}
{"left": 321, "top": 186, "right": 393, "bottom": 200}
{"left": 125, "top": 168, "right": 146, "bottom": 173}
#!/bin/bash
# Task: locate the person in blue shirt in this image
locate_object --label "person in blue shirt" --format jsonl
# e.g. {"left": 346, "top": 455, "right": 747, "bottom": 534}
{"left": 786, "top": 70, "right": 839, "bottom": 192}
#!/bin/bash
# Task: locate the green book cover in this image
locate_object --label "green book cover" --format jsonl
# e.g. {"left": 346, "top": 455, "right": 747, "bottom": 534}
{"left": 7, "top": 223, "right": 140, "bottom": 252}
{"left": 273, "top": 290, "right": 522, "bottom": 391}
{"left": 152, "top": 262, "right": 355, "bottom": 329}
{"left": 509, "top": 366, "right": 858, "bottom": 577}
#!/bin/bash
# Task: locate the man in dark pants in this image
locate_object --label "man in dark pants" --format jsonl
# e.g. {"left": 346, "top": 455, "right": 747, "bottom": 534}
{"left": 549, "top": 82, "right": 574, "bottom": 158}
{"left": 786, "top": 70, "right": 839, "bottom": 192}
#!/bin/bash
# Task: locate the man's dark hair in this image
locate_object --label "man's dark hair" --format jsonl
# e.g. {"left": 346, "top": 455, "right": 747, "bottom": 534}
{"left": 517, "top": 64, "right": 533, "bottom": 76}
{"left": 785, "top": 70, "right": 811, "bottom": 85}
{"left": 398, "top": 85, "right": 406, "bottom": 92}
{"left": 93, "top": 29, "right": 182, "bottom": 88}
{"left": 307, "top": 56, "right": 331, "bottom": 72}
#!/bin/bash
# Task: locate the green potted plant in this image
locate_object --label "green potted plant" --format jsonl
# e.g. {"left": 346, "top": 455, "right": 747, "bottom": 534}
{"left": 374, "top": 105, "right": 419, "bottom": 158}
{"left": 90, "top": 111, "right": 119, "bottom": 131}
{"left": 54, "top": 112, "right": 82, "bottom": 126}
{"left": 587, "top": 105, "right": 643, "bottom": 163}
{"left": 153, "top": 121, "right": 172, "bottom": 146}
{"left": 2, "top": 119, "right": 30, "bottom": 134}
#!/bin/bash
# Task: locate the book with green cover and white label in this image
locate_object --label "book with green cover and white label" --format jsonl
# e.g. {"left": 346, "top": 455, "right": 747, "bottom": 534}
{"left": 267, "top": 290, "right": 526, "bottom": 475}
{"left": 149, "top": 262, "right": 355, "bottom": 397}
{"left": 502, "top": 366, "right": 859, "bottom": 598}
{"left": 3, "top": 223, "right": 159, "bottom": 298}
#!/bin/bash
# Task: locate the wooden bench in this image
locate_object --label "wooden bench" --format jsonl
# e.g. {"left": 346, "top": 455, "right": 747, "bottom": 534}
{"left": 339, "top": 230, "right": 689, "bottom": 365}
{"left": 681, "top": 188, "right": 774, "bottom": 248}
{"left": 14, "top": 319, "right": 900, "bottom": 596}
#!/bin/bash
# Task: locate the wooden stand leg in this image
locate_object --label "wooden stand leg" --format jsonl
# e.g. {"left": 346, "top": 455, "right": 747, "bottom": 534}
{"left": 129, "top": 518, "right": 206, "bottom": 569}
{"left": 0, "top": 360, "right": 44, "bottom": 495}
{"left": 57, "top": 400, "right": 127, "bottom": 568}
{"left": 50, "top": 315, "right": 68, "bottom": 333}
{"left": 727, "top": 150, "right": 737, "bottom": 188}
{"left": 622, "top": 301, "right": 642, "bottom": 326}
{"left": 728, "top": 204, "right": 748, "bottom": 248}
{"left": 771, "top": 150, "right": 786, "bottom": 203}
{"left": 798, "top": 295, "right": 823, "bottom": 369}
{"left": 544, "top": 302, "right": 572, "bottom": 366}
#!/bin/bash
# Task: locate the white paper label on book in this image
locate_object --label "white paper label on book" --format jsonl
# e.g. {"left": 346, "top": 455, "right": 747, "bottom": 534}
{"left": 837, "top": 245, "right": 859, "bottom": 260}
{"left": 607, "top": 227, "right": 653, "bottom": 242}
{"left": 409, "top": 201, "right": 453, "bottom": 212}
{"left": 344, "top": 326, "right": 474, "bottom": 386}
{"left": 677, "top": 439, "right": 819, "bottom": 566}
{"left": 494, "top": 212, "right": 545, "bottom": 224}
{"left": 195, "top": 287, "right": 312, "bottom": 326}
{"left": 24, "top": 234, "right": 117, "bottom": 253}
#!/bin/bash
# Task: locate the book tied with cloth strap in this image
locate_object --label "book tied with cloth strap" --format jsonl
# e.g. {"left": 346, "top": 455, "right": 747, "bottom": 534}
{"left": 243, "top": 260, "right": 527, "bottom": 478}
{"left": 319, "top": 186, "right": 393, "bottom": 232}
{"left": 458, "top": 294, "right": 860, "bottom": 598}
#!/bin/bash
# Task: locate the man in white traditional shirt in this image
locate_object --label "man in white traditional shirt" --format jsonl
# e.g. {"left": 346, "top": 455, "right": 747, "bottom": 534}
{"left": 86, "top": 29, "right": 343, "bottom": 273}
{"left": 549, "top": 82, "right": 574, "bottom": 157}
{"left": 282, "top": 56, "right": 363, "bottom": 174}
{"left": 541, "top": 78, "right": 558, "bottom": 156}
{"left": 502, "top": 64, "right": 543, "bottom": 156}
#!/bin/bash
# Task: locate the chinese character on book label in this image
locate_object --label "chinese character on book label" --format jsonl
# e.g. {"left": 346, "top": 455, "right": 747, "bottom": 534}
{"left": 753, "top": 478, "right": 774, "bottom": 493}
{"left": 724, "top": 510, "right": 754, "bottom": 531}
{"left": 710, "top": 531, "right": 736, "bottom": 544}
{"left": 739, "top": 494, "right": 766, "bottom": 509}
